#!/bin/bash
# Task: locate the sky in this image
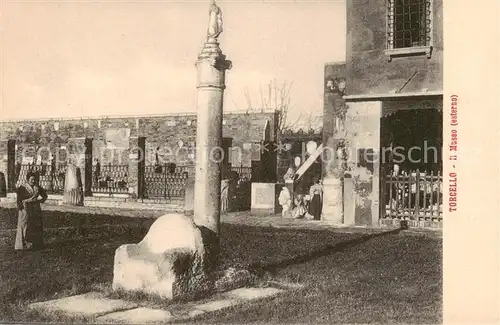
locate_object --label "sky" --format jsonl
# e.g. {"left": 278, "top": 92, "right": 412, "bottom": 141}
{"left": 0, "top": 0, "right": 346, "bottom": 123}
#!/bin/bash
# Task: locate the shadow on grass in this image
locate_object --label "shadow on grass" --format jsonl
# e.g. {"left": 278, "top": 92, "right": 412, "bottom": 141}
{"left": 248, "top": 228, "right": 403, "bottom": 276}
{"left": 43, "top": 237, "right": 108, "bottom": 251}
{"left": 18, "top": 227, "right": 147, "bottom": 255}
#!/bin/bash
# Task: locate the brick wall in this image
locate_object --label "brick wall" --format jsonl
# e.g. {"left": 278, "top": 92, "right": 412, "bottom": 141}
{"left": 0, "top": 111, "right": 278, "bottom": 167}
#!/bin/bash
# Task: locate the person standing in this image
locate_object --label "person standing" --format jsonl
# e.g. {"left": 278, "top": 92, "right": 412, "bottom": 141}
{"left": 308, "top": 178, "right": 323, "bottom": 220}
{"left": 15, "top": 172, "right": 48, "bottom": 251}
{"left": 93, "top": 158, "right": 101, "bottom": 186}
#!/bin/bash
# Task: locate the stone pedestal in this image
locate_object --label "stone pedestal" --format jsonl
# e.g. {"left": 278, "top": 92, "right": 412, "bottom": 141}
{"left": 284, "top": 179, "right": 294, "bottom": 203}
{"left": 63, "top": 163, "right": 84, "bottom": 206}
{"left": 68, "top": 137, "right": 93, "bottom": 197}
{"left": 250, "top": 183, "right": 280, "bottom": 215}
{"left": 321, "top": 177, "right": 343, "bottom": 224}
{"left": 113, "top": 214, "right": 209, "bottom": 299}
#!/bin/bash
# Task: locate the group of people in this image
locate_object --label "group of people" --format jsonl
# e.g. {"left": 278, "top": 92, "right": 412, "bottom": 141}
{"left": 279, "top": 176, "right": 323, "bottom": 220}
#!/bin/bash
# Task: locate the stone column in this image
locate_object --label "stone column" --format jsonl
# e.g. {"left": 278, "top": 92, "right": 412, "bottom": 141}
{"left": 322, "top": 74, "right": 347, "bottom": 224}
{"left": 193, "top": 36, "right": 232, "bottom": 237}
{"left": 127, "top": 136, "right": 146, "bottom": 199}
{"left": 112, "top": 2, "right": 233, "bottom": 299}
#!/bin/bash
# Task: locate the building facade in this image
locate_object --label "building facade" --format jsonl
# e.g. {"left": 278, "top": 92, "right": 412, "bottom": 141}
{"left": 323, "top": 0, "right": 443, "bottom": 228}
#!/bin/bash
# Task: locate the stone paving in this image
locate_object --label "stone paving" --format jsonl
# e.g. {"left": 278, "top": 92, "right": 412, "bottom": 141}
{"left": 29, "top": 292, "right": 139, "bottom": 319}
{"left": 225, "top": 214, "right": 441, "bottom": 237}
{"left": 28, "top": 286, "right": 289, "bottom": 324}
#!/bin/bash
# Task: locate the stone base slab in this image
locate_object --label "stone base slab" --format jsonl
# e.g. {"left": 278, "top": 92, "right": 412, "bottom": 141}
{"left": 250, "top": 207, "right": 279, "bottom": 215}
{"left": 28, "top": 292, "right": 138, "bottom": 318}
{"left": 29, "top": 286, "right": 288, "bottom": 324}
{"left": 97, "top": 307, "right": 174, "bottom": 323}
{"left": 251, "top": 183, "right": 282, "bottom": 215}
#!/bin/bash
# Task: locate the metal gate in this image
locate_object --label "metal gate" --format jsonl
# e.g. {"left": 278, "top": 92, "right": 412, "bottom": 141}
{"left": 142, "top": 164, "right": 193, "bottom": 202}
{"left": 381, "top": 169, "right": 443, "bottom": 221}
{"left": 91, "top": 164, "right": 129, "bottom": 194}
{"left": 15, "top": 163, "right": 67, "bottom": 194}
{"left": 230, "top": 166, "right": 252, "bottom": 211}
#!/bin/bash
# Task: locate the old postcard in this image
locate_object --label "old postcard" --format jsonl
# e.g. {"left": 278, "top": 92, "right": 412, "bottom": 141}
{"left": 0, "top": 0, "right": 498, "bottom": 324}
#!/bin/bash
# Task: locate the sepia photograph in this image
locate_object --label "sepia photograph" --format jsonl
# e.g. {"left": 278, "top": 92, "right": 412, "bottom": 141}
{"left": 0, "top": 0, "right": 497, "bottom": 324}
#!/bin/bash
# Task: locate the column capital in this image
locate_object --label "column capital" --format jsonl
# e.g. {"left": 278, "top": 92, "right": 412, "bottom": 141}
{"left": 196, "top": 53, "right": 231, "bottom": 71}
{"left": 214, "top": 57, "right": 232, "bottom": 71}
{"left": 196, "top": 40, "right": 231, "bottom": 71}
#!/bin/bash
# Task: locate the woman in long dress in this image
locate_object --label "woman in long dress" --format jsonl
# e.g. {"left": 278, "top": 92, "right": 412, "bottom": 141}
{"left": 15, "top": 172, "right": 48, "bottom": 251}
{"left": 308, "top": 178, "right": 323, "bottom": 220}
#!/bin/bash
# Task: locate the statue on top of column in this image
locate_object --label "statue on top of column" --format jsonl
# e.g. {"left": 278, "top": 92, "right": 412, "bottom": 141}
{"left": 207, "top": 0, "right": 223, "bottom": 40}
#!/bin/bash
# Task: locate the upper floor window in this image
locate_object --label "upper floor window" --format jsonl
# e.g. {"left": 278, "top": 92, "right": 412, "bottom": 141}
{"left": 386, "top": 0, "right": 433, "bottom": 60}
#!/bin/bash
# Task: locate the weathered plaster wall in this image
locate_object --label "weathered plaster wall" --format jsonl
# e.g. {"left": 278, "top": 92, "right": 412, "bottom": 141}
{"left": 346, "top": 0, "right": 443, "bottom": 95}
{"left": 344, "top": 101, "right": 382, "bottom": 226}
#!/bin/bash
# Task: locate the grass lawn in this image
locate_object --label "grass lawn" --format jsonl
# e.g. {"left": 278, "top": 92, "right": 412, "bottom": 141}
{"left": 0, "top": 207, "right": 442, "bottom": 324}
